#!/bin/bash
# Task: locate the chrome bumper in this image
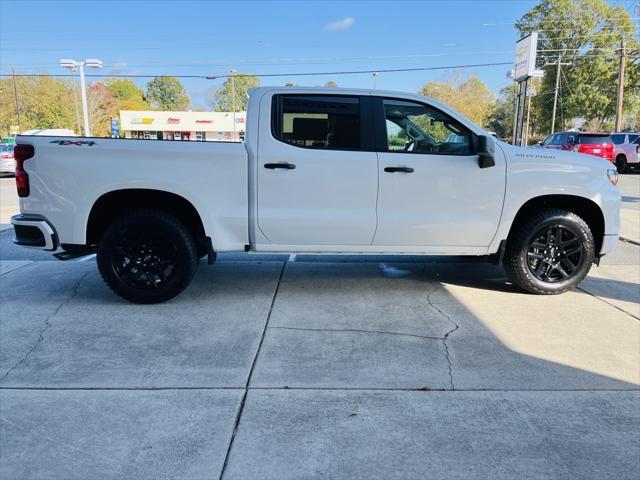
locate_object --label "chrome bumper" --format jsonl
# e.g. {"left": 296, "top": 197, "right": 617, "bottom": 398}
{"left": 11, "top": 214, "right": 58, "bottom": 251}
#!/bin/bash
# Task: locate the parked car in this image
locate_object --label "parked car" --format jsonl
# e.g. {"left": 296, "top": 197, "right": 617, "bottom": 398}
{"left": 538, "top": 132, "right": 614, "bottom": 162}
{"left": 610, "top": 132, "right": 639, "bottom": 173}
{"left": 11, "top": 87, "right": 620, "bottom": 303}
{"left": 0, "top": 143, "right": 15, "bottom": 177}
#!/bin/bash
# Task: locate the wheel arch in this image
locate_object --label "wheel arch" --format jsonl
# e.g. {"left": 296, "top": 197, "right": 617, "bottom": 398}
{"left": 86, "top": 189, "right": 207, "bottom": 250}
{"left": 507, "top": 194, "right": 605, "bottom": 253}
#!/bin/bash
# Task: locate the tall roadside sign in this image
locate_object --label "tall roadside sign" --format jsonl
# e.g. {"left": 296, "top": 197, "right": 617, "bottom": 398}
{"left": 511, "top": 33, "right": 542, "bottom": 146}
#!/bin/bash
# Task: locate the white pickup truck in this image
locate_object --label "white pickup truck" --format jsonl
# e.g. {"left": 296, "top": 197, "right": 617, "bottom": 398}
{"left": 11, "top": 87, "right": 620, "bottom": 303}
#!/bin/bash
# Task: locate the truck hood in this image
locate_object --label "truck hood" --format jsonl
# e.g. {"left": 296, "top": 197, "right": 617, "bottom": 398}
{"left": 498, "top": 142, "right": 614, "bottom": 174}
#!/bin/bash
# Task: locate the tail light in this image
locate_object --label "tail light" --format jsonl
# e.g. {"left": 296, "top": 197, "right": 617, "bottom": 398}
{"left": 604, "top": 144, "right": 614, "bottom": 161}
{"left": 14, "top": 144, "right": 34, "bottom": 197}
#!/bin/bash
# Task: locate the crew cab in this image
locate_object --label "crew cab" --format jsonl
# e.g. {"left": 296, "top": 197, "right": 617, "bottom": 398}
{"left": 11, "top": 87, "right": 621, "bottom": 303}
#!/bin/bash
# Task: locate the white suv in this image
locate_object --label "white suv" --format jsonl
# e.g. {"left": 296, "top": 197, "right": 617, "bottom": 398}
{"left": 611, "top": 132, "right": 639, "bottom": 173}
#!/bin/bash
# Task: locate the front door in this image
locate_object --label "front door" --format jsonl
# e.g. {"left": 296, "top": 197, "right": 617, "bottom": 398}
{"left": 372, "top": 97, "right": 506, "bottom": 247}
{"left": 257, "top": 94, "right": 378, "bottom": 245}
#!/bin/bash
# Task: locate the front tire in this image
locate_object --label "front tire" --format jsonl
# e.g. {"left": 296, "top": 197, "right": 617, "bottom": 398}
{"left": 503, "top": 209, "right": 595, "bottom": 295}
{"left": 97, "top": 209, "right": 198, "bottom": 303}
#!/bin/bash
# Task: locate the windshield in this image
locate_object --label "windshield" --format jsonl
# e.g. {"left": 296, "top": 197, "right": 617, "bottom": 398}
{"left": 0, "top": 144, "right": 14, "bottom": 153}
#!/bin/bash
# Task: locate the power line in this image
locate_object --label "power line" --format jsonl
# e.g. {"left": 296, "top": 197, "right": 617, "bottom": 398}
{"left": 0, "top": 61, "right": 514, "bottom": 80}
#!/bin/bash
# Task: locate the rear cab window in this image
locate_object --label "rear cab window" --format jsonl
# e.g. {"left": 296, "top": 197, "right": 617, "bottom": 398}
{"left": 579, "top": 134, "right": 612, "bottom": 144}
{"left": 272, "top": 95, "right": 369, "bottom": 150}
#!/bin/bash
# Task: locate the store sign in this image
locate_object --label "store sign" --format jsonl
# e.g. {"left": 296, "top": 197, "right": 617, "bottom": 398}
{"left": 131, "top": 117, "right": 154, "bottom": 125}
{"left": 195, "top": 119, "right": 213, "bottom": 124}
{"left": 167, "top": 118, "right": 180, "bottom": 124}
{"left": 235, "top": 117, "right": 245, "bottom": 124}
{"left": 514, "top": 32, "right": 538, "bottom": 81}
{"left": 111, "top": 118, "right": 120, "bottom": 138}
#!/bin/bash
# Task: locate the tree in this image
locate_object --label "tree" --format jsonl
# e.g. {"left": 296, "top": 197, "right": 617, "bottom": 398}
{"left": 516, "top": 0, "right": 639, "bottom": 132}
{"left": 212, "top": 73, "right": 260, "bottom": 112}
{"left": 486, "top": 84, "right": 517, "bottom": 140}
{"left": 105, "top": 78, "right": 149, "bottom": 111}
{"left": 324, "top": 81, "right": 338, "bottom": 87}
{"left": 0, "top": 75, "right": 76, "bottom": 135}
{"left": 419, "top": 73, "right": 496, "bottom": 127}
{"left": 86, "top": 82, "right": 117, "bottom": 136}
{"left": 146, "top": 76, "right": 190, "bottom": 110}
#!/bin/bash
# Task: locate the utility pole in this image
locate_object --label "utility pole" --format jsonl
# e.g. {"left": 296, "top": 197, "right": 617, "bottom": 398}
{"left": 372, "top": 72, "right": 378, "bottom": 89}
{"left": 615, "top": 39, "right": 626, "bottom": 132}
{"left": 550, "top": 55, "right": 562, "bottom": 134}
{"left": 11, "top": 68, "right": 21, "bottom": 132}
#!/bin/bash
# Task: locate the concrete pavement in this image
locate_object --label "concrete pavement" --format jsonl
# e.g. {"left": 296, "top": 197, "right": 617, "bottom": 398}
{"left": 1, "top": 255, "right": 638, "bottom": 479}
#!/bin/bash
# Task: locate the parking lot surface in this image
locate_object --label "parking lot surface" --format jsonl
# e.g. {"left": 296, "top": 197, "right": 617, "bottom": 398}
{"left": 1, "top": 175, "right": 639, "bottom": 479}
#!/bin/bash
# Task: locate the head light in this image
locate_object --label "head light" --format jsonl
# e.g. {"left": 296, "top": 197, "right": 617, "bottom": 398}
{"left": 607, "top": 169, "right": 618, "bottom": 186}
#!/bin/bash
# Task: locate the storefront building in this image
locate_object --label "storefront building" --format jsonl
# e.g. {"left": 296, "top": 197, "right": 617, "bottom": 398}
{"left": 119, "top": 110, "right": 247, "bottom": 142}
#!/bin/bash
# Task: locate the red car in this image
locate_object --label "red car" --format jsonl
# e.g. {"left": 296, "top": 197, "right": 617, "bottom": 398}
{"left": 538, "top": 132, "right": 614, "bottom": 162}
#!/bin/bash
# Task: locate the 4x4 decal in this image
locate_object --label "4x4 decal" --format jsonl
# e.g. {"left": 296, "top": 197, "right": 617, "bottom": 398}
{"left": 50, "top": 140, "right": 96, "bottom": 146}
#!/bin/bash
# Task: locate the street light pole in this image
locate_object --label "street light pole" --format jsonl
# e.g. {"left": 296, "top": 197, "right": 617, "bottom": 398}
{"left": 60, "top": 59, "right": 102, "bottom": 137}
{"left": 78, "top": 63, "right": 91, "bottom": 137}
{"left": 230, "top": 69, "right": 237, "bottom": 135}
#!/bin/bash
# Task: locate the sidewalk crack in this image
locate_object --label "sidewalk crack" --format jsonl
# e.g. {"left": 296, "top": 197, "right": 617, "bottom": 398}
{"left": 268, "top": 326, "right": 443, "bottom": 340}
{"left": 426, "top": 283, "right": 459, "bottom": 390}
{"left": 2, "top": 272, "right": 89, "bottom": 379}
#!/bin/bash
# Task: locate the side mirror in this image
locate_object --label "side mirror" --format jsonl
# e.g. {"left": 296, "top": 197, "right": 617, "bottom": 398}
{"left": 477, "top": 135, "right": 495, "bottom": 168}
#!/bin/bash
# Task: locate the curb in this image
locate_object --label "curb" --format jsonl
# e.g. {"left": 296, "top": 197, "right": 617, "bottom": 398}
{"left": 0, "top": 224, "right": 13, "bottom": 233}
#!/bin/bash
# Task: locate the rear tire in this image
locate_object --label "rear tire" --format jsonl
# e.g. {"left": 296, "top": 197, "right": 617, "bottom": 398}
{"left": 97, "top": 209, "right": 198, "bottom": 303}
{"left": 615, "top": 154, "right": 627, "bottom": 173}
{"left": 503, "top": 209, "right": 595, "bottom": 295}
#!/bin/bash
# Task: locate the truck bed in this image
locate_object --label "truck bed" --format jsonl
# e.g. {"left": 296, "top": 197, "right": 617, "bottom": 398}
{"left": 17, "top": 136, "right": 250, "bottom": 251}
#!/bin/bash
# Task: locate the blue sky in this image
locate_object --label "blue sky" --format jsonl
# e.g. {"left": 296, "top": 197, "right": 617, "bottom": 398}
{"left": 0, "top": 0, "right": 635, "bottom": 108}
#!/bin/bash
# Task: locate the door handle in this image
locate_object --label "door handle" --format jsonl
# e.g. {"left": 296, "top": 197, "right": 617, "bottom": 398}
{"left": 264, "top": 162, "right": 296, "bottom": 170}
{"left": 384, "top": 166, "right": 414, "bottom": 173}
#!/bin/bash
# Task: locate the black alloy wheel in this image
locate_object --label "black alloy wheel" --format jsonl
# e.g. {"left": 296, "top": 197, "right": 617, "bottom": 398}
{"left": 110, "top": 226, "right": 179, "bottom": 290}
{"left": 503, "top": 209, "right": 595, "bottom": 295}
{"left": 526, "top": 225, "right": 583, "bottom": 283}
{"left": 97, "top": 210, "right": 198, "bottom": 303}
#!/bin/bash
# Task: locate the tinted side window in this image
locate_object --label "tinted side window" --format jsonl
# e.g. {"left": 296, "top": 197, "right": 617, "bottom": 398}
{"left": 611, "top": 134, "right": 625, "bottom": 145}
{"left": 556, "top": 134, "right": 567, "bottom": 144}
{"left": 273, "top": 95, "right": 361, "bottom": 150}
{"left": 628, "top": 134, "right": 639, "bottom": 144}
{"left": 382, "top": 99, "right": 471, "bottom": 155}
{"left": 566, "top": 134, "right": 578, "bottom": 144}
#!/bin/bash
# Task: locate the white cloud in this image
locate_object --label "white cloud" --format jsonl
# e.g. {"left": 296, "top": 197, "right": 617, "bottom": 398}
{"left": 108, "top": 61, "right": 128, "bottom": 75}
{"left": 325, "top": 16, "right": 355, "bottom": 31}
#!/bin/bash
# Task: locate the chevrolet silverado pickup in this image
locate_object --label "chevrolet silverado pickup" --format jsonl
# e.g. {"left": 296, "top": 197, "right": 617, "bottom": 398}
{"left": 11, "top": 87, "right": 621, "bottom": 303}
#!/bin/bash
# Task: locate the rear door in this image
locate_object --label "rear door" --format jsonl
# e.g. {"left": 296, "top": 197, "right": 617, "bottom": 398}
{"left": 372, "top": 97, "right": 506, "bottom": 247}
{"left": 256, "top": 93, "right": 378, "bottom": 245}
